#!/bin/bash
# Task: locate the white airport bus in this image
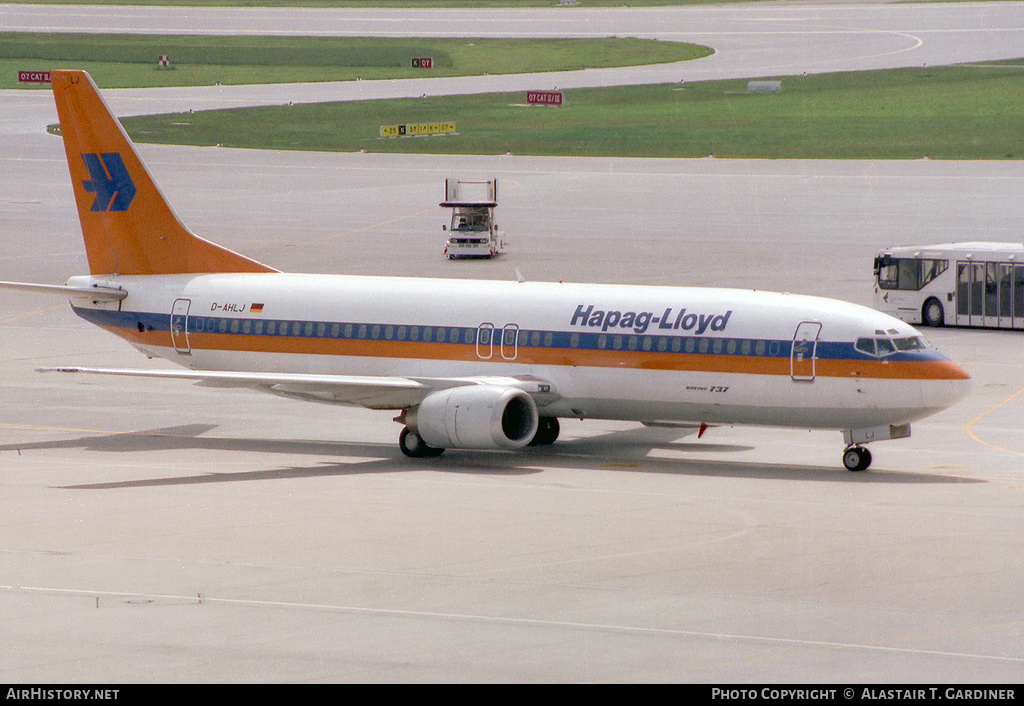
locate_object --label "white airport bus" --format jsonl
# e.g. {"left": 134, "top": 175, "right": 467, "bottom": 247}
{"left": 873, "top": 242, "right": 1024, "bottom": 329}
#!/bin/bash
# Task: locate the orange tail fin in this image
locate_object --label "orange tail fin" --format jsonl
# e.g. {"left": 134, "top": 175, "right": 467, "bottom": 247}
{"left": 51, "top": 70, "right": 276, "bottom": 276}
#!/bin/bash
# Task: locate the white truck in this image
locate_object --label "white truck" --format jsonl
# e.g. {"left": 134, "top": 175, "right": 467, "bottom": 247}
{"left": 442, "top": 178, "right": 504, "bottom": 259}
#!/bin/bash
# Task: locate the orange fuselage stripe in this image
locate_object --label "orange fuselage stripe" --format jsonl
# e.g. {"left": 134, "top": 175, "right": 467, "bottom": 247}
{"left": 99, "top": 324, "right": 968, "bottom": 381}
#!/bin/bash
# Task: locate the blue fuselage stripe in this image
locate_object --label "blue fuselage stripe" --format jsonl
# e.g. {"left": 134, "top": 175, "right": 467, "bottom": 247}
{"left": 73, "top": 306, "right": 948, "bottom": 365}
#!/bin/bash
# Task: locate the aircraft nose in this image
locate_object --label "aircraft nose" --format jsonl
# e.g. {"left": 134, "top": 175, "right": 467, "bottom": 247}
{"left": 936, "top": 358, "right": 971, "bottom": 381}
{"left": 924, "top": 358, "right": 973, "bottom": 410}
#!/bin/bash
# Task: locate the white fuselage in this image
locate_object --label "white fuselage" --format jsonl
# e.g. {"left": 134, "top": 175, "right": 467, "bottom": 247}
{"left": 68, "top": 272, "right": 972, "bottom": 432}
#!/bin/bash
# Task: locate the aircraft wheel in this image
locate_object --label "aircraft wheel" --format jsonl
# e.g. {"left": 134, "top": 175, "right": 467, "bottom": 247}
{"left": 842, "top": 446, "right": 872, "bottom": 472}
{"left": 922, "top": 298, "right": 945, "bottom": 327}
{"left": 399, "top": 427, "right": 445, "bottom": 458}
{"left": 529, "top": 417, "right": 560, "bottom": 446}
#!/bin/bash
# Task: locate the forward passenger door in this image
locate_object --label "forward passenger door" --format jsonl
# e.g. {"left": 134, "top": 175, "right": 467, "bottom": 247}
{"left": 791, "top": 321, "right": 821, "bottom": 382}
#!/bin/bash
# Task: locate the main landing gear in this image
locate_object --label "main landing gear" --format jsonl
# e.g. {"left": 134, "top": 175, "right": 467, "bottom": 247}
{"left": 399, "top": 427, "right": 445, "bottom": 458}
{"left": 842, "top": 445, "right": 872, "bottom": 472}
{"left": 397, "top": 416, "right": 561, "bottom": 458}
{"left": 529, "top": 417, "right": 560, "bottom": 446}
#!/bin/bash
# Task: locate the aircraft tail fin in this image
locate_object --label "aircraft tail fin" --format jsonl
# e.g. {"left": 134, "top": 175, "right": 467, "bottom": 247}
{"left": 51, "top": 70, "right": 276, "bottom": 276}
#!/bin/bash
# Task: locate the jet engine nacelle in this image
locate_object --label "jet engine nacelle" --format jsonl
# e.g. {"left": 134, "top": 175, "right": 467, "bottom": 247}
{"left": 408, "top": 385, "right": 539, "bottom": 450}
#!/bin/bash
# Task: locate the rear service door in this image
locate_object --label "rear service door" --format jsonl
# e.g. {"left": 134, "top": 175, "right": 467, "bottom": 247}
{"left": 171, "top": 298, "right": 191, "bottom": 355}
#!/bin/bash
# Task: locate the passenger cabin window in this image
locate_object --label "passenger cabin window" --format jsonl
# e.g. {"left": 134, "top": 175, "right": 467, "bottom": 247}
{"left": 875, "top": 257, "right": 948, "bottom": 291}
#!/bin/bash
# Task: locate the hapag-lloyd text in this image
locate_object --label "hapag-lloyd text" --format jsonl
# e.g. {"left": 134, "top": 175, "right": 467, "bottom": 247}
{"left": 571, "top": 304, "right": 732, "bottom": 335}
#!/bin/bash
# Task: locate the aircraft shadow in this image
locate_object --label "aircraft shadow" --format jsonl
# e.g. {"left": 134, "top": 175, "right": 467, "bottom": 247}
{"left": 0, "top": 423, "right": 979, "bottom": 488}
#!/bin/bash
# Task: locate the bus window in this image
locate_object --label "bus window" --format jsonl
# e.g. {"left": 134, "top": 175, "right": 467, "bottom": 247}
{"left": 1016, "top": 265, "right": 1024, "bottom": 319}
{"left": 875, "top": 257, "right": 919, "bottom": 290}
{"left": 999, "top": 264, "right": 1013, "bottom": 319}
{"left": 875, "top": 257, "right": 947, "bottom": 291}
{"left": 971, "top": 263, "right": 985, "bottom": 316}
{"left": 875, "top": 257, "right": 900, "bottom": 289}
{"left": 922, "top": 259, "right": 948, "bottom": 287}
{"left": 957, "top": 263, "right": 970, "bottom": 316}
{"left": 985, "top": 262, "right": 999, "bottom": 318}
{"left": 898, "top": 259, "right": 921, "bottom": 290}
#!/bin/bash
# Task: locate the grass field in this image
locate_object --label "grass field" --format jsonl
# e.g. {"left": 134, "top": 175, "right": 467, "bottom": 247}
{"left": 2, "top": 33, "right": 711, "bottom": 89}
{"left": 13, "top": 19, "right": 1022, "bottom": 160}
{"left": 118, "top": 64, "right": 1024, "bottom": 160}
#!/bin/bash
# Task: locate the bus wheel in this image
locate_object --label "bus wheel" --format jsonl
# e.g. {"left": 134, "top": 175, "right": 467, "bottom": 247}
{"left": 922, "top": 298, "right": 945, "bottom": 327}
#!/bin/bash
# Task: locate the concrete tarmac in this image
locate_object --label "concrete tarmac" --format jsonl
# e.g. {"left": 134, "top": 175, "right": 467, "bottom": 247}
{"left": 2, "top": 2, "right": 1024, "bottom": 684}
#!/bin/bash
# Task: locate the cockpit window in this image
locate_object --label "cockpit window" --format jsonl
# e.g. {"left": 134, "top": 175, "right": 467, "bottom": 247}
{"left": 855, "top": 338, "right": 876, "bottom": 356}
{"left": 856, "top": 335, "right": 928, "bottom": 357}
{"left": 893, "top": 336, "right": 926, "bottom": 351}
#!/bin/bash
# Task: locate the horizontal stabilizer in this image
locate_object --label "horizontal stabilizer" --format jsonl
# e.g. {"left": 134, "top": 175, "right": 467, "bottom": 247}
{"left": 0, "top": 280, "right": 127, "bottom": 301}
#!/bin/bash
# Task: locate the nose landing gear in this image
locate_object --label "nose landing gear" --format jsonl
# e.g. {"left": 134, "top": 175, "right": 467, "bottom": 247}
{"left": 842, "top": 445, "right": 872, "bottom": 472}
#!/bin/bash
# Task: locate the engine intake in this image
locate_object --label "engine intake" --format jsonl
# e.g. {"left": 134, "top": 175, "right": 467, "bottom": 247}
{"left": 408, "top": 385, "right": 539, "bottom": 450}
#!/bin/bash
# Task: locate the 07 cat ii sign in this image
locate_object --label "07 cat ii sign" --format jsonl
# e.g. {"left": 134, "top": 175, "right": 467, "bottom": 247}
{"left": 18, "top": 71, "right": 51, "bottom": 83}
{"left": 527, "top": 91, "right": 563, "bottom": 106}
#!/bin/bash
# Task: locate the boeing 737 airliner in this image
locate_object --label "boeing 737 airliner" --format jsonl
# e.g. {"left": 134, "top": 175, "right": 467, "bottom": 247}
{"left": 2, "top": 71, "right": 972, "bottom": 471}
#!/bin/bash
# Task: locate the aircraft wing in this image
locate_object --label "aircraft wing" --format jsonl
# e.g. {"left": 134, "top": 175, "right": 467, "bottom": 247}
{"left": 36, "top": 367, "right": 559, "bottom": 410}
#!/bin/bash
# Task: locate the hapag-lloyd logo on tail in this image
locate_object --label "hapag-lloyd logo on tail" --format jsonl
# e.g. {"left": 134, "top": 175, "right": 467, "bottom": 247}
{"left": 80, "top": 153, "right": 136, "bottom": 212}
{"left": 571, "top": 304, "right": 732, "bottom": 335}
